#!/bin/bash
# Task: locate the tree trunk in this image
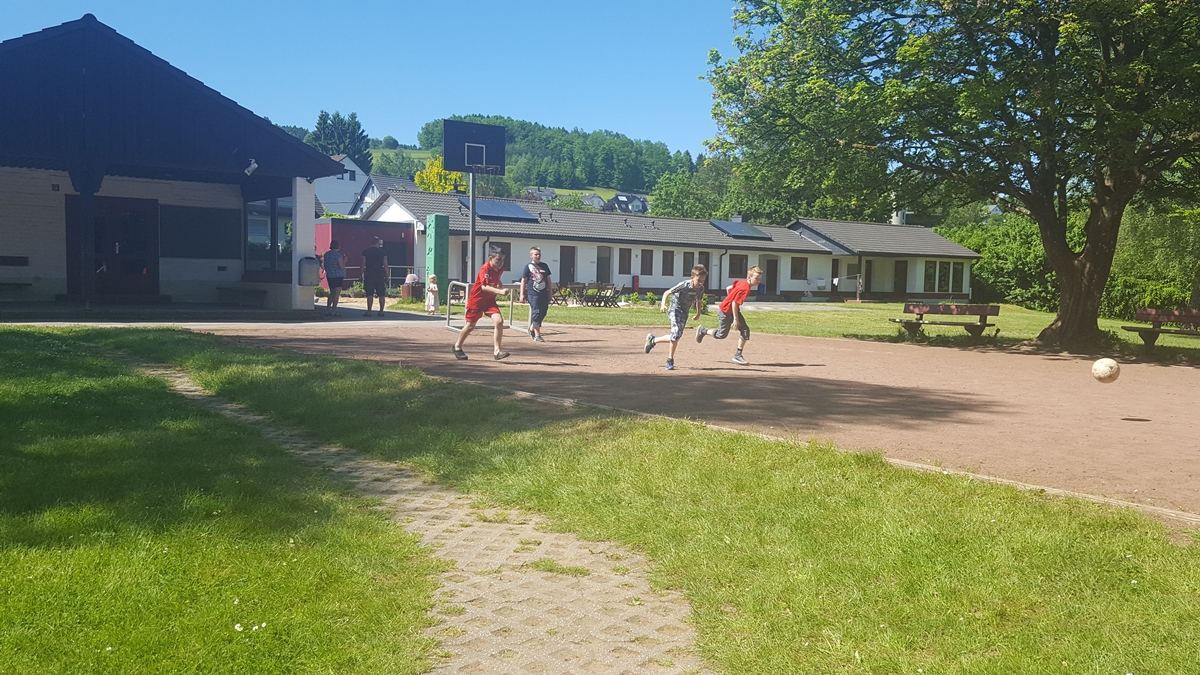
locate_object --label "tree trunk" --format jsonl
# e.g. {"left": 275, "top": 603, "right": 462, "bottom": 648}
{"left": 1035, "top": 198, "right": 1127, "bottom": 347}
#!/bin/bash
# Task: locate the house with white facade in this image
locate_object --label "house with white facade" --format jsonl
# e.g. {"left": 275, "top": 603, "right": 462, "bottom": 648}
{"left": 0, "top": 15, "right": 343, "bottom": 309}
{"left": 342, "top": 190, "right": 978, "bottom": 300}
{"left": 346, "top": 174, "right": 419, "bottom": 217}
{"left": 311, "top": 155, "right": 368, "bottom": 216}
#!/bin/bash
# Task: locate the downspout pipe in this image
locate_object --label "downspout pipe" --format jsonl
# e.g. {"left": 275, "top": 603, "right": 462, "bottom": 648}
{"left": 717, "top": 248, "right": 729, "bottom": 299}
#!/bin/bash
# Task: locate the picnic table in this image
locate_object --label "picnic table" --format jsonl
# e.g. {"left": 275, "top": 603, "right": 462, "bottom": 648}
{"left": 889, "top": 303, "right": 999, "bottom": 338}
{"left": 1122, "top": 308, "right": 1200, "bottom": 351}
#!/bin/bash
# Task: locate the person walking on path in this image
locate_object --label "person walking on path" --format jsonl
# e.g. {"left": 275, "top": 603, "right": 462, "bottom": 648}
{"left": 519, "top": 246, "right": 553, "bottom": 342}
{"left": 425, "top": 274, "right": 440, "bottom": 315}
{"left": 321, "top": 240, "right": 347, "bottom": 316}
{"left": 453, "top": 248, "right": 511, "bottom": 361}
{"left": 644, "top": 264, "right": 707, "bottom": 371}
{"left": 361, "top": 237, "right": 389, "bottom": 317}
{"left": 697, "top": 265, "right": 761, "bottom": 365}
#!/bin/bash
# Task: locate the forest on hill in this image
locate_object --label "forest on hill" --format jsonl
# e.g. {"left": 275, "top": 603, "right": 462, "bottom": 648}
{"left": 416, "top": 115, "right": 695, "bottom": 194}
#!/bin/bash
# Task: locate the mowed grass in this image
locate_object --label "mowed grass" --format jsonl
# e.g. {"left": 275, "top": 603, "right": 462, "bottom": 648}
{"left": 423, "top": 298, "right": 1200, "bottom": 361}
{"left": 63, "top": 326, "right": 1200, "bottom": 674}
{"left": 0, "top": 330, "right": 444, "bottom": 674}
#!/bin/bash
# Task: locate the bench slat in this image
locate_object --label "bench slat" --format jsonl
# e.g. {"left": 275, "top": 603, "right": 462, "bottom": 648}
{"left": 904, "top": 303, "right": 999, "bottom": 316}
{"left": 1135, "top": 309, "right": 1200, "bottom": 324}
{"left": 892, "top": 319, "right": 996, "bottom": 328}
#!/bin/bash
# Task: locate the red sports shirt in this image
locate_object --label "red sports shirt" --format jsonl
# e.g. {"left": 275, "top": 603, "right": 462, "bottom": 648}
{"left": 719, "top": 279, "right": 751, "bottom": 314}
{"left": 466, "top": 262, "right": 503, "bottom": 311}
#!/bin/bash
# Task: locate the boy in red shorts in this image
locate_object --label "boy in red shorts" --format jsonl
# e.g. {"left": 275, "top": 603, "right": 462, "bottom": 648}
{"left": 453, "top": 248, "right": 511, "bottom": 361}
{"left": 696, "top": 265, "right": 761, "bottom": 365}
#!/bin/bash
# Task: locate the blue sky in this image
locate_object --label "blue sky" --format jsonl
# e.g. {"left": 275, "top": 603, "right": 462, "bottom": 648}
{"left": 1, "top": 1, "right": 738, "bottom": 157}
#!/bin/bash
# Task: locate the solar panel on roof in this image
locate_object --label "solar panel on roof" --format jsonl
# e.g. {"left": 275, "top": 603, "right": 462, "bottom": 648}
{"left": 710, "top": 220, "right": 773, "bottom": 240}
{"left": 459, "top": 198, "right": 539, "bottom": 222}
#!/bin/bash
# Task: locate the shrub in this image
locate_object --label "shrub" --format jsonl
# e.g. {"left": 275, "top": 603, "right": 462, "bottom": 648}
{"left": 1099, "top": 277, "right": 1190, "bottom": 321}
{"left": 645, "top": 291, "right": 658, "bottom": 304}
{"left": 347, "top": 281, "right": 365, "bottom": 298}
{"left": 314, "top": 286, "right": 328, "bottom": 298}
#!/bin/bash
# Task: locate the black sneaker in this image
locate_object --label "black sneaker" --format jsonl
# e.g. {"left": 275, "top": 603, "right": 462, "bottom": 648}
{"left": 732, "top": 353, "right": 748, "bottom": 366}
{"left": 494, "top": 351, "right": 510, "bottom": 361}
{"left": 644, "top": 333, "right": 656, "bottom": 353}
{"left": 533, "top": 335, "right": 545, "bottom": 343}
{"left": 695, "top": 325, "right": 707, "bottom": 343}
{"left": 452, "top": 347, "right": 468, "bottom": 360}
{"left": 530, "top": 330, "right": 538, "bottom": 340}
{"left": 665, "top": 358, "right": 675, "bottom": 371}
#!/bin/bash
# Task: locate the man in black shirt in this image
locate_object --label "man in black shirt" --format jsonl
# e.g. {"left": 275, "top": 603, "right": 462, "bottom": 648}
{"left": 361, "top": 237, "right": 389, "bottom": 316}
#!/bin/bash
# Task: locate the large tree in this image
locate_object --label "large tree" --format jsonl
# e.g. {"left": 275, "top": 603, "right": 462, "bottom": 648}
{"left": 305, "top": 111, "right": 372, "bottom": 175}
{"left": 709, "top": 1, "right": 1200, "bottom": 345}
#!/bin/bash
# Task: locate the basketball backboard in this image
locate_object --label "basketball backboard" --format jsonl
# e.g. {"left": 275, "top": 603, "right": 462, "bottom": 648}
{"left": 442, "top": 120, "right": 506, "bottom": 175}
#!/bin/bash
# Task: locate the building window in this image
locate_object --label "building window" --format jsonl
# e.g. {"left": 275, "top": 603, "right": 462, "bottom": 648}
{"left": 662, "top": 250, "right": 674, "bottom": 277}
{"left": 245, "top": 197, "right": 294, "bottom": 272}
{"left": 487, "top": 241, "right": 512, "bottom": 272}
{"left": 952, "top": 261, "right": 964, "bottom": 293}
{"left": 938, "top": 261, "right": 951, "bottom": 293}
{"left": 641, "top": 249, "right": 654, "bottom": 276}
{"left": 790, "top": 256, "right": 808, "bottom": 280}
{"left": 618, "top": 248, "right": 632, "bottom": 275}
{"left": 336, "top": 173, "right": 344, "bottom": 180}
{"left": 728, "top": 254, "right": 748, "bottom": 279}
{"left": 682, "top": 252, "right": 694, "bottom": 275}
{"left": 349, "top": 170, "right": 356, "bottom": 182}
{"left": 924, "top": 261, "right": 937, "bottom": 292}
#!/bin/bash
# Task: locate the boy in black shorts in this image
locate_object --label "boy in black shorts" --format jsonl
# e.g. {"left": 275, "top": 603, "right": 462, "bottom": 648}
{"left": 697, "top": 265, "right": 761, "bottom": 365}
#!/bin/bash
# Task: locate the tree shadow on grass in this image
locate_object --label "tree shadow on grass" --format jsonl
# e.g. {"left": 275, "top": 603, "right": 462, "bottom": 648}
{"left": 0, "top": 330, "right": 355, "bottom": 548}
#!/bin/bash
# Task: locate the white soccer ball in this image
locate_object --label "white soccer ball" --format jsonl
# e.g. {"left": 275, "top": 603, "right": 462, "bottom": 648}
{"left": 1092, "top": 358, "right": 1120, "bottom": 384}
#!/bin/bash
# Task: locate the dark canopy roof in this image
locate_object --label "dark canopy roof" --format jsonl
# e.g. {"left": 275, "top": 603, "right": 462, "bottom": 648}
{"left": 0, "top": 14, "right": 342, "bottom": 195}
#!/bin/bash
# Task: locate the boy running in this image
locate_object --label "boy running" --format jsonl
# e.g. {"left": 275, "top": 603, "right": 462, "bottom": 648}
{"left": 696, "top": 265, "right": 762, "bottom": 365}
{"left": 644, "top": 264, "right": 707, "bottom": 371}
{"left": 452, "top": 248, "right": 511, "bottom": 361}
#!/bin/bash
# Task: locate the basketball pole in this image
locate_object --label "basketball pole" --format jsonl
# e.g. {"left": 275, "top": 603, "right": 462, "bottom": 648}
{"left": 468, "top": 172, "right": 476, "bottom": 278}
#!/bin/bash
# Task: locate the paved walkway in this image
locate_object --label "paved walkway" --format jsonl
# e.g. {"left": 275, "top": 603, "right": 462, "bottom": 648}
{"left": 142, "top": 363, "right": 713, "bottom": 675}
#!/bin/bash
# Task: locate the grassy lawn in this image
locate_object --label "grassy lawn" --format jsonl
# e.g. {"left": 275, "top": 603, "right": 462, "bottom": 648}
{"left": 46, "top": 326, "right": 1200, "bottom": 673}
{"left": 0, "top": 329, "right": 444, "bottom": 674}
{"left": 412, "top": 298, "right": 1200, "bottom": 362}
{"left": 369, "top": 148, "right": 432, "bottom": 164}
{"left": 533, "top": 185, "right": 619, "bottom": 200}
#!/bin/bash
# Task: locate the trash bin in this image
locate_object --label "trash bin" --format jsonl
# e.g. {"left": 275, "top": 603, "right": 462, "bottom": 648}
{"left": 298, "top": 256, "right": 321, "bottom": 286}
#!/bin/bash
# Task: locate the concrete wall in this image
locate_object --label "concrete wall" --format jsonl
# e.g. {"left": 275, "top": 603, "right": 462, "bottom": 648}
{"left": 0, "top": 167, "right": 244, "bottom": 302}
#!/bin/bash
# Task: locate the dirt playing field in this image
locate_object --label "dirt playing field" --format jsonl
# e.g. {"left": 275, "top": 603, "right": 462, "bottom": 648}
{"left": 147, "top": 312, "right": 1200, "bottom": 515}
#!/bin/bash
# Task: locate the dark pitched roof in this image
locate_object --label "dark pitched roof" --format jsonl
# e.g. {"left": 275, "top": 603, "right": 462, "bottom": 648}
{"left": 788, "top": 218, "right": 980, "bottom": 259}
{"left": 371, "top": 174, "right": 419, "bottom": 193}
{"left": 0, "top": 15, "right": 343, "bottom": 189}
{"left": 389, "top": 191, "right": 829, "bottom": 254}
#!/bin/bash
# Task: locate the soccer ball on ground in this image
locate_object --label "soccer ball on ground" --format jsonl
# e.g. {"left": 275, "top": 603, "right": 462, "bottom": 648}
{"left": 1091, "top": 358, "right": 1120, "bottom": 384}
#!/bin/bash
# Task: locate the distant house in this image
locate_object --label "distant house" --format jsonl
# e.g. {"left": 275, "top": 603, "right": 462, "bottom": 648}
{"left": 311, "top": 155, "right": 367, "bottom": 216}
{"left": 525, "top": 187, "right": 558, "bottom": 202}
{"left": 580, "top": 193, "right": 606, "bottom": 209}
{"left": 347, "top": 174, "right": 419, "bottom": 217}
{"left": 603, "top": 193, "right": 649, "bottom": 214}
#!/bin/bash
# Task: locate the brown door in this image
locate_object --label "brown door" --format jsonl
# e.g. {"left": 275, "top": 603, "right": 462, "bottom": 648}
{"left": 831, "top": 259, "right": 840, "bottom": 292}
{"left": 596, "top": 246, "right": 611, "bottom": 283}
{"left": 864, "top": 260, "right": 873, "bottom": 293}
{"left": 765, "top": 258, "right": 779, "bottom": 295}
{"left": 66, "top": 195, "right": 159, "bottom": 297}
{"left": 893, "top": 260, "right": 908, "bottom": 296}
{"left": 697, "top": 252, "right": 710, "bottom": 289}
{"left": 559, "top": 245, "right": 576, "bottom": 284}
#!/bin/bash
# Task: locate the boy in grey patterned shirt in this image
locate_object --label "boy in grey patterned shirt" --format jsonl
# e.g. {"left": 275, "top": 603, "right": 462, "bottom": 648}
{"left": 644, "top": 265, "right": 707, "bottom": 371}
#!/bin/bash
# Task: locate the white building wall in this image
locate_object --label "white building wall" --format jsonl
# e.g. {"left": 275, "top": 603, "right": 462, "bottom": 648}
{"left": 0, "top": 167, "right": 245, "bottom": 302}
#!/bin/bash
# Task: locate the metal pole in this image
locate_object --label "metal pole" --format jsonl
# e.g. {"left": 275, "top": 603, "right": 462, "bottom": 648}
{"left": 469, "top": 173, "right": 476, "bottom": 279}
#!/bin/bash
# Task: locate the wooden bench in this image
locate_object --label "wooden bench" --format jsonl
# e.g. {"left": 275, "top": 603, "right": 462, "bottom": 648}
{"left": 1121, "top": 308, "right": 1200, "bottom": 351}
{"left": 890, "top": 303, "right": 1000, "bottom": 338}
{"left": 217, "top": 286, "right": 268, "bottom": 308}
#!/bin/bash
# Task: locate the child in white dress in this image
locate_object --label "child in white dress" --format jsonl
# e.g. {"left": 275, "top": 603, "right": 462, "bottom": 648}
{"left": 425, "top": 274, "right": 439, "bottom": 314}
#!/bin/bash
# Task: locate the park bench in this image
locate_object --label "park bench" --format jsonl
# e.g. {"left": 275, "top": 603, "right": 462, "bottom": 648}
{"left": 890, "top": 303, "right": 1000, "bottom": 338}
{"left": 216, "top": 286, "right": 268, "bottom": 308}
{"left": 1121, "top": 308, "right": 1200, "bottom": 351}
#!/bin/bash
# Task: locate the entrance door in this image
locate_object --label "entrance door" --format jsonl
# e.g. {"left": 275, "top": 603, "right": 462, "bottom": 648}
{"left": 698, "top": 252, "right": 710, "bottom": 289}
{"left": 893, "top": 260, "right": 908, "bottom": 296}
{"left": 66, "top": 195, "right": 159, "bottom": 297}
{"left": 765, "top": 258, "right": 779, "bottom": 295}
{"left": 864, "top": 260, "right": 873, "bottom": 293}
{"left": 596, "top": 246, "right": 611, "bottom": 283}
{"left": 559, "top": 245, "right": 576, "bottom": 284}
{"left": 831, "top": 259, "right": 840, "bottom": 293}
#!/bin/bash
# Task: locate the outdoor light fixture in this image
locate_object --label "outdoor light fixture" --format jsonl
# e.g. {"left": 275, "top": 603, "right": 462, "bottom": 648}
{"left": 244, "top": 158, "right": 258, "bottom": 176}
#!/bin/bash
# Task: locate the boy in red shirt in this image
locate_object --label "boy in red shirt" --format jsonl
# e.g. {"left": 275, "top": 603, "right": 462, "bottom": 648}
{"left": 696, "top": 265, "right": 762, "bottom": 365}
{"left": 453, "top": 249, "right": 511, "bottom": 361}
